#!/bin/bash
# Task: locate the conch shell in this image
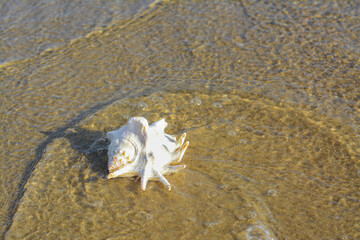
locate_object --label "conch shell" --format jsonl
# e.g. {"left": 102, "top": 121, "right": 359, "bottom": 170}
{"left": 106, "top": 117, "right": 189, "bottom": 191}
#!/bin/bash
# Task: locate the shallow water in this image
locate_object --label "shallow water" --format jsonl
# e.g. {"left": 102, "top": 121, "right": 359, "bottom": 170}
{"left": 1, "top": 1, "right": 359, "bottom": 239}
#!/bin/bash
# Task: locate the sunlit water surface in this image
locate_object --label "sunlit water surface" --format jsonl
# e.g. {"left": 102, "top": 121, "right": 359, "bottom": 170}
{"left": 0, "top": 1, "right": 359, "bottom": 239}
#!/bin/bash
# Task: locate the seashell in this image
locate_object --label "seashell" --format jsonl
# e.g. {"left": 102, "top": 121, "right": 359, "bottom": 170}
{"left": 106, "top": 117, "right": 189, "bottom": 191}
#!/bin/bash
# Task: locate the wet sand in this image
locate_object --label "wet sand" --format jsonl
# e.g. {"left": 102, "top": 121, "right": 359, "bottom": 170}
{"left": 0, "top": 1, "right": 359, "bottom": 239}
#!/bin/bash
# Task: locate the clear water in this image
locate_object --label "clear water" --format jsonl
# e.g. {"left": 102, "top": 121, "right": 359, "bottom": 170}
{"left": 0, "top": 1, "right": 359, "bottom": 239}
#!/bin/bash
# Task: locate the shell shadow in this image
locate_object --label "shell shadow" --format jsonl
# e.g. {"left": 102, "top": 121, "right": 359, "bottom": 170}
{"left": 63, "top": 127, "right": 109, "bottom": 178}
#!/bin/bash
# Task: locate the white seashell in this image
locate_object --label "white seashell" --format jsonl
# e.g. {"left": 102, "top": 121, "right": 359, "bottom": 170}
{"left": 106, "top": 117, "right": 189, "bottom": 191}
